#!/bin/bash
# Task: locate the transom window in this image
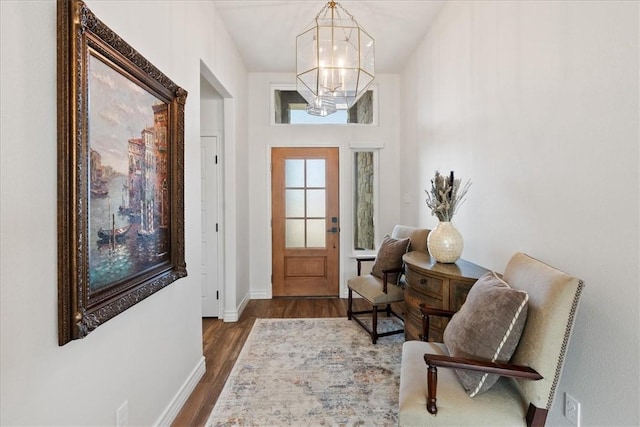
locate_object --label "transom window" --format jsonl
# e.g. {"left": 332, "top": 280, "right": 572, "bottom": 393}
{"left": 272, "top": 85, "right": 376, "bottom": 125}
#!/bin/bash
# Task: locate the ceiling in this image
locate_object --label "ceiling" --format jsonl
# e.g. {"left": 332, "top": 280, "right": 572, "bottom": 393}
{"left": 212, "top": 1, "right": 445, "bottom": 74}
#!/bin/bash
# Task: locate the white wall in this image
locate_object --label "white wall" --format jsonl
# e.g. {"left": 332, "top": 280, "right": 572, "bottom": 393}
{"left": 0, "top": 1, "right": 248, "bottom": 425}
{"left": 195, "top": 8, "right": 252, "bottom": 321}
{"left": 247, "top": 73, "right": 403, "bottom": 298}
{"left": 401, "top": 1, "right": 639, "bottom": 425}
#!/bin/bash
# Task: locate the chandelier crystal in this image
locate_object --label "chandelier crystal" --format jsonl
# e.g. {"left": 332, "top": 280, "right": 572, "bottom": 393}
{"left": 296, "top": 1, "right": 375, "bottom": 115}
{"left": 306, "top": 95, "right": 337, "bottom": 117}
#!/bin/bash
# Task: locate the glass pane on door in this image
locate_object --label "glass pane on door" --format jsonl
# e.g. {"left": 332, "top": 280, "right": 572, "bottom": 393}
{"left": 285, "top": 159, "right": 305, "bottom": 187}
{"left": 306, "top": 159, "right": 325, "bottom": 187}
{"left": 306, "top": 189, "right": 325, "bottom": 217}
{"left": 286, "top": 219, "right": 305, "bottom": 247}
{"left": 286, "top": 189, "right": 305, "bottom": 217}
{"left": 307, "top": 219, "right": 326, "bottom": 247}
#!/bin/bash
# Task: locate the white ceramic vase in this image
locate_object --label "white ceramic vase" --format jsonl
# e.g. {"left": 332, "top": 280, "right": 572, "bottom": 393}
{"left": 427, "top": 221, "right": 463, "bottom": 263}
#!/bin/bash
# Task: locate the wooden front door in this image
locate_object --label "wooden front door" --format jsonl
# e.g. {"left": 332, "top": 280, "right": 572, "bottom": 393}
{"left": 271, "top": 147, "right": 339, "bottom": 296}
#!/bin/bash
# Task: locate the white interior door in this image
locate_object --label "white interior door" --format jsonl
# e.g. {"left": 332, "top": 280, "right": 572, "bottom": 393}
{"left": 201, "top": 136, "right": 219, "bottom": 317}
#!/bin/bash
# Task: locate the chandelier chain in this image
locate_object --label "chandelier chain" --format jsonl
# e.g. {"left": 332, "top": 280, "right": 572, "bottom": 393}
{"left": 314, "top": 1, "right": 359, "bottom": 26}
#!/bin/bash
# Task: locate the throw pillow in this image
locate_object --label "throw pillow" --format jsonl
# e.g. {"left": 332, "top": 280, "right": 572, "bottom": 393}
{"left": 443, "top": 271, "right": 529, "bottom": 397}
{"left": 371, "top": 235, "right": 411, "bottom": 286}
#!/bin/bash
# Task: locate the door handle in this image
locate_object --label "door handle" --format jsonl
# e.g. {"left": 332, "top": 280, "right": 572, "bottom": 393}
{"left": 327, "top": 227, "right": 339, "bottom": 233}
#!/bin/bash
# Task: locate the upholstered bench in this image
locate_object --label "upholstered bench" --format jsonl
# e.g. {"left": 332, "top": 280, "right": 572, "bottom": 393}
{"left": 347, "top": 225, "right": 430, "bottom": 344}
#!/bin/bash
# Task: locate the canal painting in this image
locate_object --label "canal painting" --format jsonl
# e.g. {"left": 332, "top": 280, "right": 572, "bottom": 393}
{"left": 88, "top": 55, "right": 170, "bottom": 292}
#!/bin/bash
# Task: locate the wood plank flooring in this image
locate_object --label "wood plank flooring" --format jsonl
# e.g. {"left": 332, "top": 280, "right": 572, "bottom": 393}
{"left": 171, "top": 297, "right": 384, "bottom": 427}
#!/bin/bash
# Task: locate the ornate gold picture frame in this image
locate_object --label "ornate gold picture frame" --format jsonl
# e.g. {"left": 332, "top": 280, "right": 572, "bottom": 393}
{"left": 57, "top": 0, "right": 187, "bottom": 345}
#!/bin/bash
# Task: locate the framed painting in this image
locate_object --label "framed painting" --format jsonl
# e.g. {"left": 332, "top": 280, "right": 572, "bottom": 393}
{"left": 57, "top": 0, "right": 187, "bottom": 345}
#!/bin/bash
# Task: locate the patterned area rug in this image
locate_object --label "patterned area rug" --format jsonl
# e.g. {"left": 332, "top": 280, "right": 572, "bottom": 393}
{"left": 206, "top": 317, "right": 404, "bottom": 426}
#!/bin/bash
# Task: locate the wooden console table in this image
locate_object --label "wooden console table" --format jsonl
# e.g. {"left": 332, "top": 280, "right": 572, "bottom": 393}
{"left": 403, "top": 251, "right": 490, "bottom": 342}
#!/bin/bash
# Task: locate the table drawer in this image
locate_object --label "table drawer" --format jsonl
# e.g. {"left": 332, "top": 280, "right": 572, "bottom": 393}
{"left": 406, "top": 268, "right": 444, "bottom": 298}
{"left": 405, "top": 286, "right": 442, "bottom": 315}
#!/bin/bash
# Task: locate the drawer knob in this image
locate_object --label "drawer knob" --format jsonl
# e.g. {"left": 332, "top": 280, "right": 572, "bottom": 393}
{"left": 419, "top": 278, "right": 427, "bottom": 285}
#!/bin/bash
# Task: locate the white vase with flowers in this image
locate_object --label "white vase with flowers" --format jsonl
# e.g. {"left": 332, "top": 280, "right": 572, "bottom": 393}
{"left": 425, "top": 170, "right": 471, "bottom": 263}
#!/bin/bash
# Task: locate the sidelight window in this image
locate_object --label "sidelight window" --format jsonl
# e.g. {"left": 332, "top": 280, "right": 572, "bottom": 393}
{"left": 352, "top": 149, "right": 379, "bottom": 253}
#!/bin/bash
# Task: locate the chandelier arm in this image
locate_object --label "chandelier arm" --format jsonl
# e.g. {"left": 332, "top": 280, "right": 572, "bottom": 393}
{"left": 314, "top": 3, "right": 329, "bottom": 21}
{"left": 315, "top": 25, "right": 320, "bottom": 96}
{"left": 335, "top": 2, "right": 358, "bottom": 26}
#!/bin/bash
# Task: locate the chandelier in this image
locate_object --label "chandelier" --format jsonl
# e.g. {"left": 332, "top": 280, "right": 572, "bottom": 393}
{"left": 296, "top": 1, "right": 375, "bottom": 115}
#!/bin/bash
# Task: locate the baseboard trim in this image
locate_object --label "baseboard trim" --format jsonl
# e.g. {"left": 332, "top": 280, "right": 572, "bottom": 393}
{"left": 153, "top": 355, "right": 206, "bottom": 427}
{"left": 223, "top": 291, "right": 250, "bottom": 322}
{"left": 250, "top": 290, "right": 271, "bottom": 299}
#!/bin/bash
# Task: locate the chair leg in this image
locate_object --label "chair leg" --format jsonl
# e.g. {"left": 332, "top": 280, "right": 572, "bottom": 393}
{"left": 347, "top": 288, "right": 353, "bottom": 320}
{"left": 372, "top": 305, "right": 378, "bottom": 344}
{"left": 386, "top": 303, "right": 392, "bottom": 317}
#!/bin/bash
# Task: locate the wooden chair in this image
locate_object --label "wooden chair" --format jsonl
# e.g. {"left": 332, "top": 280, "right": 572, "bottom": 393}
{"left": 399, "top": 252, "right": 584, "bottom": 426}
{"left": 347, "top": 225, "right": 430, "bottom": 344}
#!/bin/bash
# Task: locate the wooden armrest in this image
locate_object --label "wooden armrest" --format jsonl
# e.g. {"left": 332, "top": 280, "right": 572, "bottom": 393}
{"left": 419, "top": 304, "right": 456, "bottom": 319}
{"left": 418, "top": 304, "right": 456, "bottom": 341}
{"left": 422, "top": 353, "right": 542, "bottom": 416}
{"left": 381, "top": 267, "right": 404, "bottom": 293}
{"left": 355, "top": 257, "right": 376, "bottom": 276}
{"left": 423, "top": 354, "right": 543, "bottom": 380}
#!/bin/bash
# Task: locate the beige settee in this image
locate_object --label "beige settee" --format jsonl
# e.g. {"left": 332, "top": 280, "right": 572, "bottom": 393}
{"left": 399, "top": 252, "right": 584, "bottom": 426}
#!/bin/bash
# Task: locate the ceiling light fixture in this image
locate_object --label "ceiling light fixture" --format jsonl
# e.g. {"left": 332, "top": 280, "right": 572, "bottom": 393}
{"left": 296, "top": 1, "right": 375, "bottom": 116}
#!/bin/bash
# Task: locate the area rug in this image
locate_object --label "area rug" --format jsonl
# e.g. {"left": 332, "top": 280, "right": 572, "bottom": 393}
{"left": 206, "top": 317, "right": 404, "bottom": 427}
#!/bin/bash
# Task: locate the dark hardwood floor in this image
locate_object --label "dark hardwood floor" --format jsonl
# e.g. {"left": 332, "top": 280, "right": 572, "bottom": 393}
{"left": 171, "top": 297, "right": 379, "bottom": 427}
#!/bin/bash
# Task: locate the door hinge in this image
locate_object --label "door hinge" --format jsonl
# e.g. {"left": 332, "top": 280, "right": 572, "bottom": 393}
{"left": 215, "top": 155, "right": 218, "bottom": 164}
{"left": 216, "top": 291, "right": 219, "bottom": 300}
{"left": 216, "top": 223, "right": 219, "bottom": 232}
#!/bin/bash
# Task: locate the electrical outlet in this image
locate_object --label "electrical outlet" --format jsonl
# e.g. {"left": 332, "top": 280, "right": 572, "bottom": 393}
{"left": 116, "top": 400, "right": 128, "bottom": 427}
{"left": 565, "top": 393, "right": 580, "bottom": 426}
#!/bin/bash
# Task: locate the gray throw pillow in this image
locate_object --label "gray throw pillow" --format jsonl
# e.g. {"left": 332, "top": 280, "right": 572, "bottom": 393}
{"left": 443, "top": 271, "right": 529, "bottom": 397}
{"left": 371, "top": 235, "right": 411, "bottom": 286}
